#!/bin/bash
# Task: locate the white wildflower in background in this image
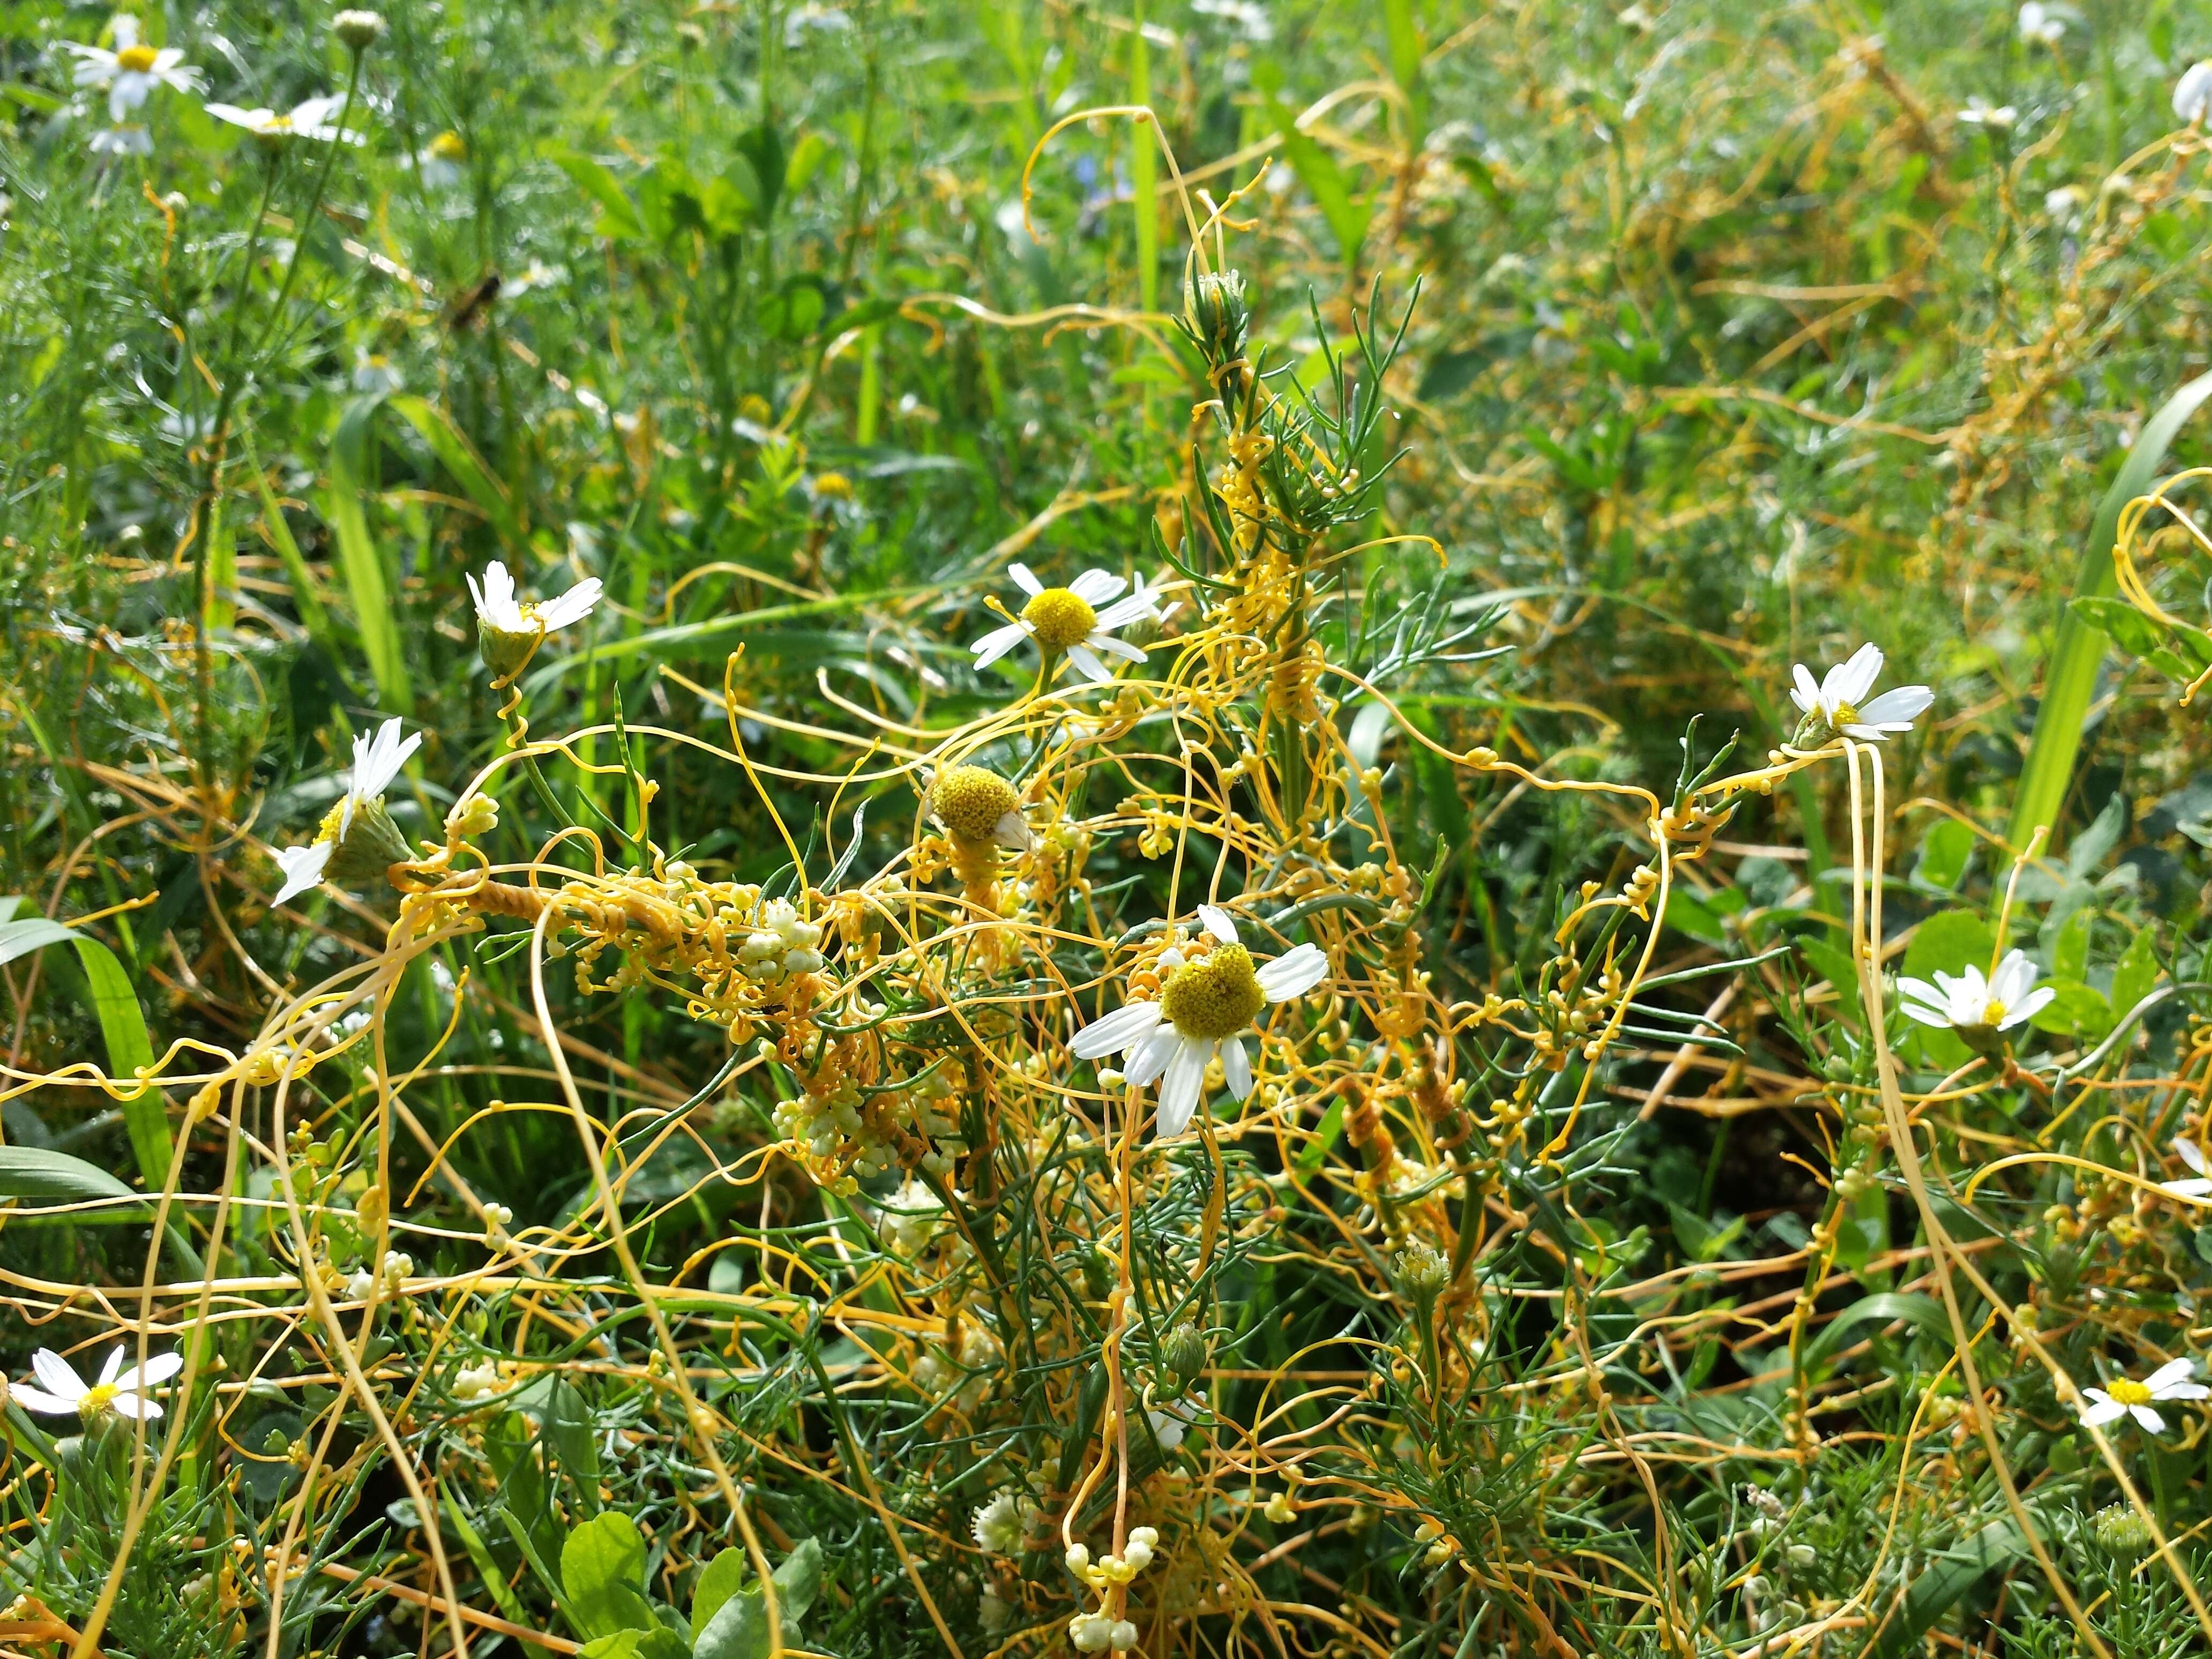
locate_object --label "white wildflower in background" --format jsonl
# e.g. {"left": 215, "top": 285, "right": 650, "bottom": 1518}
{"left": 63, "top": 14, "right": 201, "bottom": 123}
{"left": 2079, "top": 1359, "right": 2207, "bottom": 1433}
{"left": 1787, "top": 643, "right": 1932, "bottom": 746}
{"left": 970, "top": 564, "right": 1168, "bottom": 684}
{"left": 1957, "top": 98, "right": 2017, "bottom": 129}
{"left": 2164, "top": 1138, "right": 2212, "bottom": 1200}
{"left": 88, "top": 124, "right": 153, "bottom": 157}
{"left": 1896, "top": 950, "right": 2052, "bottom": 1041}
{"left": 205, "top": 94, "right": 360, "bottom": 144}
{"left": 408, "top": 130, "right": 468, "bottom": 189}
{"left": 13, "top": 1347, "right": 182, "bottom": 1421}
{"left": 2176, "top": 62, "right": 2212, "bottom": 126}
{"left": 1070, "top": 903, "right": 1328, "bottom": 1138}
{"left": 271, "top": 716, "right": 422, "bottom": 905}
{"left": 2015, "top": 3, "right": 2063, "bottom": 46}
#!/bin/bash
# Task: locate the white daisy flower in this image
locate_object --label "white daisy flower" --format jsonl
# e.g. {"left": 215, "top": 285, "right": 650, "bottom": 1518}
{"left": 1896, "top": 949, "right": 2052, "bottom": 1040}
{"left": 2015, "top": 3, "right": 2063, "bottom": 46}
{"left": 13, "top": 1346, "right": 183, "bottom": 1421}
{"left": 2177, "top": 62, "right": 2212, "bottom": 126}
{"left": 2079, "top": 1358, "right": 2208, "bottom": 1433}
{"left": 62, "top": 14, "right": 202, "bottom": 124}
{"left": 271, "top": 717, "right": 422, "bottom": 905}
{"left": 970, "top": 564, "right": 1168, "bottom": 685}
{"left": 1787, "top": 642, "right": 1933, "bottom": 746}
{"left": 407, "top": 129, "right": 468, "bottom": 189}
{"left": 2164, "top": 1137, "right": 2212, "bottom": 1200}
{"left": 88, "top": 124, "right": 153, "bottom": 157}
{"left": 1070, "top": 904, "right": 1328, "bottom": 1139}
{"left": 1957, "top": 98, "right": 2017, "bottom": 129}
{"left": 204, "top": 94, "right": 360, "bottom": 144}
{"left": 467, "top": 559, "right": 601, "bottom": 634}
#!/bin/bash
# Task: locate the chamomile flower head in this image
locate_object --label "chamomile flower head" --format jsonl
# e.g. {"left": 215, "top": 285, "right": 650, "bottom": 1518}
{"left": 1787, "top": 643, "right": 1933, "bottom": 747}
{"left": 409, "top": 129, "right": 467, "bottom": 188}
{"left": 970, "top": 563, "right": 1168, "bottom": 685}
{"left": 2015, "top": 2, "right": 2063, "bottom": 45}
{"left": 2079, "top": 1358, "right": 2207, "bottom": 1434}
{"left": 271, "top": 717, "right": 422, "bottom": 905}
{"left": 926, "top": 763, "right": 1033, "bottom": 850}
{"left": 1070, "top": 903, "right": 1328, "bottom": 1139}
{"left": 205, "top": 93, "right": 360, "bottom": 145}
{"left": 89, "top": 123, "right": 154, "bottom": 156}
{"left": 2176, "top": 62, "right": 2212, "bottom": 126}
{"left": 1896, "top": 950, "right": 2051, "bottom": 1049}
{"left": 467, "top": 559, "right": 603, "bottom": 678}
{"left": 63, "top": 14, "right": 202, "bottom": 124}
{"left": 13, "top": 1346, "right": 182, "bottom": 1422}
{"left": 1957, "top": 98, "right": 2017, "bottom": 130}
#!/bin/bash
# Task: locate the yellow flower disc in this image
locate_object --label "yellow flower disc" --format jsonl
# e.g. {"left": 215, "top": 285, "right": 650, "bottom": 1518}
{"left": 1021, "top": 588, "right": 1097, "bottom": 652}
{"left": 1160, "top": 944, "right": 1265, "bottom": 1041}
{"left": 931, "top": 764, "right": 1019, "bottom": 842}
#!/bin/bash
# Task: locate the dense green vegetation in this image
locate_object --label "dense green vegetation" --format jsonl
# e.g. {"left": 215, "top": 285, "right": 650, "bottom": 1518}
{"left": 10, "top": 1, "right": 2212, "bottom": 1654}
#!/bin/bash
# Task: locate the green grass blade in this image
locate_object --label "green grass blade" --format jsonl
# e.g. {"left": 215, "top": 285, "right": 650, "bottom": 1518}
{"left": 330, "top": 395, "right": 413, "bottom": 711}
{"left": 2009, "top": 368, "right": 2212, "bottom": 850}
{"left": 387, "top": 393, "right": 528, "bottom": 550}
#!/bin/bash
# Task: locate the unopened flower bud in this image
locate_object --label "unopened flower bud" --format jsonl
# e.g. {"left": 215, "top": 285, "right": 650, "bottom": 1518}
{"left": 332, "top": 9, "right": 386, "bottom": 51}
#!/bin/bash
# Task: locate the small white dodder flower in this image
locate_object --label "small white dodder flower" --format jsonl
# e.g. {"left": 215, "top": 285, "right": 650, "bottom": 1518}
{"left": 2079, "top": 1358, "right": 2207, "bottom": 1433}
{"left": 467, "top": 559, "right": 603, "bottom": 679}
{"left": 969, "top": 1489, "right": 1035, "bottom": 1555}
{"left": 1788, "top": 642, "right": 1932, "bottom": 748}
{"left": 271, "top": 717, "right": 423, "bottom": 906}
{"left": 1896, "top": 948, "right": 2052, "bottom": 1053}
{"left": 1071, "top": 903, "right": 1327, "bottom": 1138}
{"left": 14, "top": 1346, "right": 182, "bottom": 1422}
{"left": 63, "top": 14, "right": 202, "bottom": 124}
{"left": 971, "top": 563, "right": 1167, "bottom": 684}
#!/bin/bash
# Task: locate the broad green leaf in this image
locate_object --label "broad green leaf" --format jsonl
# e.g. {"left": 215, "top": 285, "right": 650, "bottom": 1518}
{"left": 387, "top": 395, "right": 526, "bottom": 549}
{"left": 691, "top": 1551, "right": 750, "bottom": 1634}
{"left": 561, "top": 1512, "right": 657, "bottom": 1641}
{"left": 1901, "top": 910, "right": 1998, "bottom": 984}
{"left": 1296, "top": 1092, "right": 1345, "bottom": 1178}
{"left": 2068, "top": 594, "right": 2169, "bottom": 659}
{"left": 541, "top": 1377, "right": 602, "bottom": 1513}
{"left": 1867, "top": 1514, "right": 2038, "bottom": 1658}
{"left": 440, "top": 1479, "right": 528, "bottom": 1628}
{"left": 329, "top": 396, "right": 411, "bottom": 711}
{"left": 2030, "top": 980, "right": 2111, "bottom": 1041}
{"left": 0, "top": 1146, "right": 140, "bottom": 1208}
{"left": 550, "top": 147, "right": 645, "bottom": 241}
{"left": 1911, "top": 818, "right": 1974, "bottom": 891}
{"left": 692, "top": 1540, "right": 820, "bottom": 1659}
{"left": 0, "top": 916, "right": 168, "bottom": 1187}
{"left": 1805, "top": 1292, "right": 1947, "bottom": 1367}
{"left": 2111, "top": 927, "right": 2161, "bottom": 1018}
{"left": 2012, "top": 367, "right": 2212, "bottom": 850}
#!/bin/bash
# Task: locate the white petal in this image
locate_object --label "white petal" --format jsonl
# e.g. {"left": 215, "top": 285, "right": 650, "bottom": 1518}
{"left": 31, "top": 1351, "right": 85, "bottom": 1401}
{"left": 273, "top": 841, "right": 334, "bottom": 905}
{"left": 537, "top": 577, "right": 603, "bottom": 632}
{"left": 2001, "top": 985, "right": 2056, "bottom": 1028}
{"left": 96, "top": 1347, "right": 124, "bottom": 1387}
{"left": 110, "top": 1393, "right": 161, "bottom": 1420}
{"left": 970, "top": 620, "right": 1033, "bottom": 669}
{"left": 1789, "top": 663, "right": 1820, "bottom": 714}
{"left": 2160, "top": 1382, "right": 2210, "bottom": 1401}
{"left": 1988, "top": 950, "right": 2037, "bottom": 1007}
{"left": 2133, "top": 1404, "right": 2167, "bottom": 1433}
{"left": 1196, "top": 905, "right": 1239, "bottom": 944}
{"left": 2079, "top": 1393, "right": 2127, "bottom": 1427}
{"left": 991, "top": 808, "right": 1035, "bottom": 851}
{"left": 1838, "top": 724, "right": 1895, "bottom": 743}
{"left": 1831, "top": 642, "right": 1884, "bottom": 707}
{"left": 115, "top": 1351, "right": 182, "bottom": 1392}
{"left": 350, "top": 718, "right": 420, "bottom": 802}
{"left": 1071, "top": 1000, "right": 1162, "bottom": 1059}
{"left": 1093, "top": 587, "right": 1161, "bottom": 630}
{"left": 1900, "top": 1004, "right": 1952, "bottom": 1029}
{"left": 1125, "top": 1025, "right": 1182, "bottom": 1087}
{"left": 1085, "top": 631, "right": 1148, "bottom": 663}
{"left": 205, "top": 103, "right": 274, "bottom": 130}
{"left": 1007, "top": 562, "right": 1043, "bottom": 597}
{"left": 2178, "top": 1138, "right": 2209, "bottom": 1177}
{"left": 1064, "top": 644, "right": 1112, "bottom": 683}
{"left": 1155, "top": 1037, "right": 1212, "bottom": 1138}
{"left": 113, "top": 15, "right": 141, "bottom": 49}
{"left": 2146, "top": 1357, "right": 2197, "bottom": 1393}
{"left": 10, "top": 1386, "right": 80, "bottom": 1415}
{"left": 1256, "top": 943, "right": 1328, "bottom": 1002}
{"left": 1069, "top": 569, "right": 1126, "bottom": 606}
{"left": 2161, "top": 1178, "right": 2212, "bottom": 1198}
{"left": 1856, "top": 685, "right": 1933, "bottom": 727}
{"left": 1221, "top": 1038, "right": 1253, "bottom": 1101}
{"left": 1157, "top": 947, "right": 1185, "bottom": 972}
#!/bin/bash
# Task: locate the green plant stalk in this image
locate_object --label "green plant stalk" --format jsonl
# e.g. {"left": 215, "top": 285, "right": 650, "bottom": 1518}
{"left": 1131, "top": 1, "right": 1157, "bottom": 316}
{"left": 2009, "top": 368, "right": 2212, "bottom": 850}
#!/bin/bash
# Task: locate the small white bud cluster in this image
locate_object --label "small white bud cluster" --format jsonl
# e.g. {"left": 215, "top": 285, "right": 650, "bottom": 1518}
{"left": 451, "top": 1359, "right": 502, "bottom": 1402}
{"left": 1065, "top": 1528, "right": 1158, "bottom": 1650}
{"left": 739, "top": 898, "right": 826, "bottom": 981}
{"left": 970, "top": 1489, "right": 1036, "bottom": 1555}
{"left": 349, "top": 1249, "right": 412, "bottom": 1299}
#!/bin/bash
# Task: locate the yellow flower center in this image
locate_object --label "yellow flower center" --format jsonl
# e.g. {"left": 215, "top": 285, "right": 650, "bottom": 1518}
{"left": 1022, "top": 587, "right": 1097, "bottom": 653}
{"left": 1159, "top": 944, "right": 1266, "bottom": 1042}
{"left": 1981, "top": 999, "right": 2005, "bottom": 1026}
{"left": 115, "top": 44, "right": 160, "bottom": 72}
{"left": 930, "top": 764, "right": 1019, "bottom": 843}
{"left": 80, "top": 1381, "right": 119, "bottom": 1416}
{"left": 2108, "top": 1379, "right": 2153, "bottom": 1407}
{"left": 429, "top": 130, "right": 467, "bottom": 161}
{"left": 316, "top": 799, "right": 349, "bottom": 843}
